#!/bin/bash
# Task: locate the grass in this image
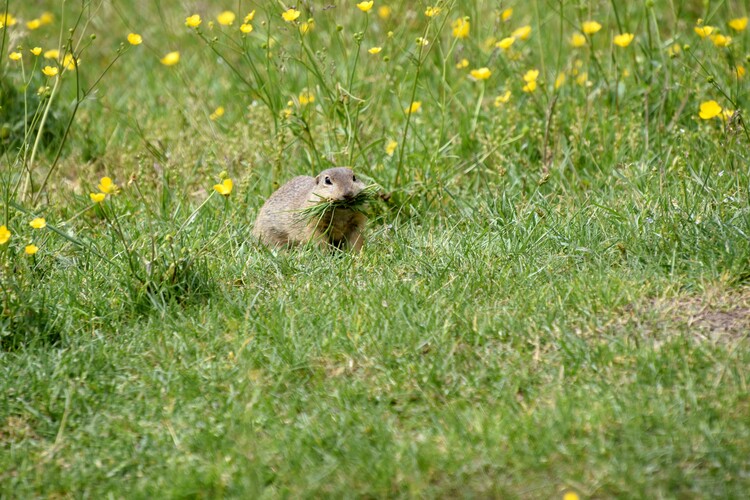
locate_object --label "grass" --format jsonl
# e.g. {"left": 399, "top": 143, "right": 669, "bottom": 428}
{"left": 1, "top": 0, "right": 749, "bottom": 497}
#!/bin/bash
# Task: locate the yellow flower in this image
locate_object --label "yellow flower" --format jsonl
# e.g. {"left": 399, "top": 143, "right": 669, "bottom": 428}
{"left": 185, "top": 14, "right": 202, "bottom": 28}
{"left": 722, "top": 109, "right": 735, "bottom": 121}
{"left": 210, "top": 106, "right": 225, "bottom": 121}
{"left": 25, "top": 245, "right": 39, "bottom": 255}
{"left": 40, "top": 12, "right": 53, "bottom": 25}
{"left": 555, "top": 73, "right": 566, "bottom": 89}
{"left": 699, "top": 100, "right": 722, "bottom": 119}
{"left": 511, "top": 25, "right": 532, "bottom": 40}
{"left": 582, "top": 21, "right": 602, "bottom": 35}
{"left": 501, "top": 8, "right": 513, "bottom": 22}
{"left": 127, "top": 33, "right": 143, "bottom": 45}
{"left": 470, "top": 67, "right": 491, "bottom": 80}
{"left": 735, "top": 65, "right": 746, "bottom": 78}
{"left": 0, "top": 225, "right": 10, "bottom": 245}
{"left": 522, "top": 80, "right": 537, "bottom": 93}
{"left": 496, "top": 36, "right": 515, "bottom": 50}
{"left": 494, "top": 90, "right": 511, "bottom": 106}
{"left": 576, "top": 72, "right": 589, "bottom": 86}
{"left": 455, "top": 58, "right": 469, "bottom": 69}
{"left": 90, "top": 192, "right": 106, "bottom": 203}
{"left": 299, "top": 90, "right": 315, "bottom": 105}
{"left": 213, "top": 178, "right": 233, "bottom": 196}
{"left": 217, "top": 11, "right": 235, "bottom": 26}
{"left": 523, "top": 69, "right": 539, "bottom": 82}
{"left": 244, "top": 11, "right": 256, "bottom": 23}
{"left": 300, "top": 20, "right": 314, "bottom": 34}
{"left": 282, "top": 9, "right": 301, "bottom": 22}
{"left": 240, "top": 23, "right": 253, "bottom": 34}
{"left": 9, "top": 51, "right": 21, "bottom": 61}
{"left": 405, "top": 101, "right": 422, "bottom": 114}
{"left": 710, "top": 34, "right": 731, "bottom": 47}
{"left": 29, "top": 218, "right": 47, "bottom": 229}
{"left": 357, "top": 1, "right": 374, "bottom": 13}
{"left": 63, "top": 54, "right": 77, "bottom": 70}
{"left": 614, "top": 33, "right": 635, "bottom": 47}
{"left": 97, "top": 177, "right": 117, "bottom": 194}
{"left": 378, "top": 6, "right": 392, "bottom": 20}
{"left": 425, "top": 6, "right": 441, "bottom": 17}
{"left": 31, "top": 47, "right": 42, "bottom": 55}
{"left": 570, "top": 33, "right": 586, "bottom": 47}
{"left": 728, "top": 17, "right": 748, "bottom": 31}
{"left": 160, "top": 51, "right": 180, "bottom": 66}
{"left": 385, "top": 140, "right": 398, "bottom": 156}
{"left": 667, "top": 43, "right": 681, "bottom": 57}
{"left": 368, "top": 47, "right": 382, "bottom": 54}
{"left": 694, "top": 25, "right": 714, "bottom": 38}
{"left": 563, "top": 492, "right": 580, "bottom": 500}
{"left": 42, "top": 66, "right": 58, "bottom": 77}
{"left": 44, "top": 49, "right": 59, "bottom": 59}
{"left": 27, "top": 19, "right": 41, "bottom": 30}
{"left": 1, "top": 13, "right": 17, "bottom": 27}
{"left": 452, "top": 17, "right": 470, "bottom": 39}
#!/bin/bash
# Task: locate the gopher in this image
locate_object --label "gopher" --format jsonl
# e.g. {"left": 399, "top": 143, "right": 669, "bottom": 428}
{"left": 253, "top": 167, "right": 367, "bottom": 252}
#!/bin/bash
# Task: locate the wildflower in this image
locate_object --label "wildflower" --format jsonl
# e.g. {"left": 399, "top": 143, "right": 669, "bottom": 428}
{"left": 29, "top": 218, "right": 46, "bottom": 229}
{"left": 728, "top": 17, "right": 748, "bottom": 31}
{"left": 282, "top": 9, "right": 301, "bottom": 22}
{"left": 244, "top": 11, "right": 256, "bottom": 23}
{"left": 570, "top": 33, "right": 586, "bottom": 47}
{"left": 456, "top": 58, "right": 469, "bottom": 69}
{"left": 1, "top": 13, "right": 17, "bottom": 27}
{"left": 299, "top": 90, "right": 315, "bottom": 105}
{"left": 217, "top": 11, "right": 235, "bottom": 26}
{"left": 240, "top": 23, "right": 253, "bottom": 34}
{"left": 497, "top": 36, "right": 515, "bottom": 49}
{"left": 9, "top": 51, "right": 21, "bottom": 61}
{"left": 185, "top": 14, "right": 202, "bottom": 27}
{"left": 42, "top": 66, "right": 58, "bottom": 76}
{"left": 25, "top": 245, "right": 39, "bottom": 255}
{"left": 63, "top": 54, "right": 77, "bottom": 70}
{"left": 699, "top": 100, "right": 722, "bottom": 119}
{"left": 722, "top": 109, "right": 735, "bottom": 121}
{"left": 614, "top": 33, "right": 635, "bottom": 47}
{"left": 300, "top": 19, "right": 314, "bottom": 34}
{"left": 385, "top": 140, "right": 398, "bottom": 156}
{"left": 425, "top": 7, "right": 441, "bottom": 17}
{"left": 555, "top": 73, "right": 566, "bottom": 89}
{"left": 416, "top": 37, "right": 429, "bottom": 46}
{"left": 378, "top": 6, "right": 392, "bottom": 20}
{"left": 576, "top": 72, "right": 589, "bottom": 86}
{"left": 97, "top": 177, "right": 117, "bottom": 194}
{"left": 735, "top": 65, "right": 746, "bottom": 78}
{"left": 31, "top": 47, "right": 42, "bottom": 55}
{"left": 39, "top": 12, "right": 53, "bottom": 25}
{"left": 501, "top": 8, "right": 513, "bottom": 22}
{"left": 694, "top": 25, "right": 714, "bottom": 38}
{"left": 210, "top": 106, "right": 225, "bottom": 120}
{"left": 452, "top": 17, "right": 470, "bottom": 39}
{"left": 27, "top": 19, "right": 41, "bottom": 30}
{"left": 522, "top": 80, "right": 537, "bottom": 92}
{"left": 90, "top": 192, "right": 106, "bottom": 203}
{"left": 160, "top": 51, "right": 180, "bottom": 66}
{"left": 582, "top": 21, "right": 602, "bottom": 35}
{"left": 44, "top": 49, "right": 59, "bottom": 59}
{"left": 523, "top": 69, "right": 539, "bottom": 83}
{"left": 405, "top": 101, "right": 422, "bottom": 114}
{"left": 357, "top": 1, "right": 374, "bottom": 13}
{"left": 213, "top": 178, "right": 233, "bottom": 196}
{"left": 710, "top": 34, "right": 731, "bottom": 47}
{"left": 127, "top": 33, "right": 143, "bottom": 45}
{"left": 494, "top": 90, "right": 511, "bottom": 106}
{"left": 470, "top": 67, "right": 491, "bottom": 80}
{"left": 368, "top": 47, "right": 382, "bottom": 54}
{"left": 563, "top": 492, "right": 580, "bottom": 500}
{"left": 511, "top": 25, "right": 532, "bottom": 40}
{"left": 0, "top": 225, "right": 10, "bottom": 245}
{"left": 667, "top": 43, "right": 681, "bottom": 57}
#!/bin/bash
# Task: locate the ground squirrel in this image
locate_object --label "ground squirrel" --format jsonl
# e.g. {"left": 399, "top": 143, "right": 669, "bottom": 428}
{"left": 253, "top": 167, "right": 367, "bottom": 252}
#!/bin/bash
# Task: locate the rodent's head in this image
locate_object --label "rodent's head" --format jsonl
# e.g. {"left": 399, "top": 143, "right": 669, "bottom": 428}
{"left": 313, "top": 167, "right": 365, "bottom": 201}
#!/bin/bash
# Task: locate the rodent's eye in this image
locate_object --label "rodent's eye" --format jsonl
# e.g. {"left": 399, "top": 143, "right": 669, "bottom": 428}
{"left": 352, "top": 175, "right": 357, "bottom": 182}
{"left": 324, "top": 176, "right": 333, "bottom": 185}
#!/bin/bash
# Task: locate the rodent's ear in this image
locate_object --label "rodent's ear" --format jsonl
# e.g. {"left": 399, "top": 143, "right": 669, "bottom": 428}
{"left": 314, "top": 175, "right": 320, "bottom": 184}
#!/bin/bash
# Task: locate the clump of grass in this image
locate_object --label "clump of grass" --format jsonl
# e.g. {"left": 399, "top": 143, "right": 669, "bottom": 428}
{"left": 296, "top": 183, "right": 380, "bottom": 222}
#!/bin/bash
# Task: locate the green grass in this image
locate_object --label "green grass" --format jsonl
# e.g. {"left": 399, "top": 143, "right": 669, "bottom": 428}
{"left": 1, "top": 0, "right": 750, "bottom": 497}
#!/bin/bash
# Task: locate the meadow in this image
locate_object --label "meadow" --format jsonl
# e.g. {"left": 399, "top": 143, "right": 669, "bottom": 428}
{"left": 1, "top": 0, "right": 749, "bottom": 497}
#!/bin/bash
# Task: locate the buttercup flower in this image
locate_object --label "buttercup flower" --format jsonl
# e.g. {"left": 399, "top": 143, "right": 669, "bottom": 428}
{"left": 582, "top": 21, "right": 602, "bottom": 35}
{"left": 9, "top": 51, "right": 21, "bottom": 61}
{"left": 563, "top": 492, "right": 580, "bottom": 500}
{"left": 511, "top": 25, "right": 532, "bottom": 40}
{"left": 522, "top": 69, "right": 539, "bottom": 93}
{"left": 39, "top": 12, "right": 53, "bottom": 25}
{"left": 299, "top": 90, "right": 315, "bottom": 105}
{"left": 694, "top": 25, "right": 714, "bottom": 38}
{"left": 160, "top": 51, "right": 180, "bottom": 66}
{"left": 31, "top": 47, "right": 42, "bottom": 55}
{"left": 496, "top": 37, "right": 515, "bottom": 49}
{"left": 0, "top": 225, "right": 10, "bottom": 245}
{"left": 1, "top": 13, "right": 17, "bottom": 27}
{"left": 29, "top": 218, "right": 46, "bottom": 229}
{"left": 27, "top": 19, "right": 41, "bottom": 30}
{"left": 452, "top": 17, "right": 470, "bottom": 39}
{"left": 213, "top": 178, "right": 233, "bottom": 196}
{"left": 425, "top": 7, "right": 441, "bottom": 17}
{"left": 576, "top": 72, "right": 589, "bottom": 86}
{"left": 570, "top": 33, "right": 586, "bottom": 47}
{"left": 244, "top": 11, "right": 256, "bottom": 23}
{"left": 63, "top": 54, "right": 77, "bottom": 70}
{"left": 699, "top": 100, "right": 722, "bottom": 119}
{"left": 378, "top": 6, "right": 391, "bottom": 19}
{"left": 385, "top": 140, "right": 398, "bottom": 156}
{"left": 44, "top": 49, "right": 59, "bottom": 59}
{"left": 185, "top": 14, "right": 202, "bottom": 28}
{"left": 728, "top": 17, "right": 747, "bottom": 31}
{"left": 300, "top": 20, "right": 314, "bottom": 34}
{"left": 494, "top": 90, "right": 511, "bottom": 106}
{"left": 710, "top": 34, "right": 731, "bottom": 47}
{"left": 470, "top": 67, "right": 491, "bottom": 80}
{"left": 455, "top": 58, "right": 469, "bottom": 69}
{"left": 25, "top": 245, "right": 39, "bottom": 255}
{"left": 282, "top": 9, "right": 301, "bottom": 22}
{"left": 217, "top": 11, "right": 235, "bottom": 26}
{"left": 90, "top": 192, "right": 106, "bottom": 203}
{"left": 501, "top": 8, "right": 513, "bottom": 21}
{"left": 210, "top": 106, "right": 225, "bottom": 120}
{"left": 735, "top": 65, "right": 746, "bottom": 78}
{"left": 368, "top": 47, "right": 382, "bottom": 54}
{"left": 240, "top": 23, "right": 253, "bottom": 34}
{"left": 614, "top": 33, "right": 634, "bottom": 47}
{"left": 127, "top": 33, "right": 142, "bottom": 45}
{"left": 97, "top": 177, "right": 117, "bottom": 194}
{"left": 42, "top": 66, "right": 58, "bottom": 76}
{"left": 405, "top": 101, "right": 422, "bottom": 114}
{"left": 555, "top": 73, "right": 566, "bottom": 89}
{"left": 357, "top": 1, "right": 374, "bottom": 13}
